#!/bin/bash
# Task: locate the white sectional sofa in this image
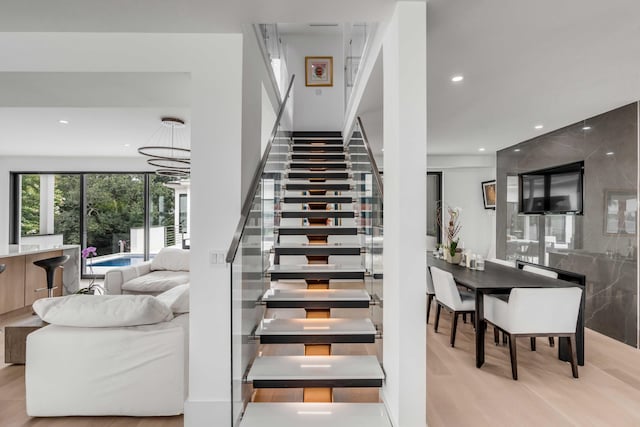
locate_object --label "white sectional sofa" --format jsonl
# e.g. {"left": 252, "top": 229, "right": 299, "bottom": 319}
{"left": 26, "top": 287, "right": 190, "bottom": 417}
{"left": 104, "top": 247, "right": 190, "bottom": 295}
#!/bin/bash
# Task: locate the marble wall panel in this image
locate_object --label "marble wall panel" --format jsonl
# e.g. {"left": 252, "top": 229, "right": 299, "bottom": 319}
{"left": 497, "top": 103, "right": 638, "bottom": 347}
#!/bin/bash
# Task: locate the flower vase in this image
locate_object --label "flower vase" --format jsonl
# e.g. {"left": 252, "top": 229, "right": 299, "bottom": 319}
{"left": 445, "top": 251, "right": 462, "bottom": 264}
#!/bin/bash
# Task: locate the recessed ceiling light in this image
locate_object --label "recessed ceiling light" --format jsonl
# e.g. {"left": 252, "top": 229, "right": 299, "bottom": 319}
{"left": 58, "top": 120, "right": 69, "bottom": 125}
{"left": 534, "top": 124, "right": 544, "bottom": 130}
{"left": 514, "top": 148, "right": 521, "bottom": 152}
{"left": 606, "top": 151, "right": 614, "bottom": 156}
{"left": 582, "top": 126, "right": 591, "bottom": 130}
{"left": 381, "top": 148, "right": 384, "bottom": 152}
{"left": 478, "top": 147, "right": 486, "bottom": 152}
{"left": 451, "top": 75, "right": 464, "bottom": 83}
{"left": 123, "top": 144, "right": 130, "bottom": 147}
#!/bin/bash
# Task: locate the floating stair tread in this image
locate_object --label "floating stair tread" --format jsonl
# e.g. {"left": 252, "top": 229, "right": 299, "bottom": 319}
{"left": 292, "top": 140, "right": 344, "bottom": 145}
{"left": 292, "top": 145, "right": 344, "bottom": 152}
{"left": 273, "top": 243, "right": 361, "bottom": 249}
{"left": 276, "top": 225, "right": 358, "bottom": 235}
{"left": 288, "top": 162, "right": 348, "bottom": 169}
{"left": 263, "top": 288, "right": 370, "bottom": 302}
{"left": 283, "top": 196, "right": 354, "bottom": 203}
{"left": 240, "top": 403, "right": 392, "bottom": 427}
{"left": 256, "top": 318, "right": 376, "bottom": 336}
{"left": 292, "top": 131, "right": 342, "bottom": 137}
{"left": 285, "top": 185, "right": 353, "bottom": 192}
{"left": 247, "top": 355, "right": 383, "bottom": 383}
{"left": 280, "top": 210, "right": 355, "bottom": 218}
{"left": 273, "top": 243, "right": 361, "bottom": 256}
{"left": 263, "top": 288, "right": 369, "bottom": 301}
{"left": 268, "top": 264, "right": 365, "bottom": 274}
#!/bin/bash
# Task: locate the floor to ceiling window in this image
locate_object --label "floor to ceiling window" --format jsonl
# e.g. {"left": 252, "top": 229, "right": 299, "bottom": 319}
{"left": 12, "top": 172, "right": 189, "bottom": 277}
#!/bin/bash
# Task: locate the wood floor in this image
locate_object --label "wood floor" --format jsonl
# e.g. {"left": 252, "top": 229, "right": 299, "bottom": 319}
{"left": 3, "top": 308, "right": 640, "bottom": 426}
{"left": 427, "top": 309, "right": 640, "bottom": 427}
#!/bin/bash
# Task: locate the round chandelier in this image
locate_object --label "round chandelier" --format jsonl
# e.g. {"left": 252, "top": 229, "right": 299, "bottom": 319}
{"left": 138, "top": 117, "right": 190, "bottom": 177}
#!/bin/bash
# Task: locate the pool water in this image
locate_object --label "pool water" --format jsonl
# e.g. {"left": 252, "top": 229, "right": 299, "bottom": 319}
{"left": 91, "top": 255, "right": 145, "bottom": 267}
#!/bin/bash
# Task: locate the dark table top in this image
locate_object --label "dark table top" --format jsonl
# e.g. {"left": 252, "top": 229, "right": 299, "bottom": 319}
{"left": 428, "top": 256, "right": 581, "bottom": 292}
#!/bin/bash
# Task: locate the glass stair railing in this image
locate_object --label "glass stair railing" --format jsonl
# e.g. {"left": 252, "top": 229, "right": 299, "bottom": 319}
{"left": 228, "top": 77, "right": 387, "bottom": 426}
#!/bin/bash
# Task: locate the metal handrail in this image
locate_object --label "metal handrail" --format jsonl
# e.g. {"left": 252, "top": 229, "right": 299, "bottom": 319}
{"left": 226, "top": 75, "right": 295, "bottom": 263}
{"left": 356, "top": 116, "right": 384, "bottom": 195}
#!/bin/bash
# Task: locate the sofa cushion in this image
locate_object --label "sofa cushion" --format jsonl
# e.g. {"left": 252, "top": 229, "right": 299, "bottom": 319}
{"left": 156, "top": 284, "right": 190, "bottom": 314}
{"left": 123, "top": 270, "right": 190, "bottom": 294}
{"left": 150, "top": 247, "right": 190, "bottom": 272}
{"left": 33, "top": 294, "right": 173, "bottom": 327}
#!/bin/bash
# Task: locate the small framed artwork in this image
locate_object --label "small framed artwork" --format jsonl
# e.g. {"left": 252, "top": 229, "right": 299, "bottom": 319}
{"left": 605, "top": 190, "right": 637, "bottom": 235}
{"left": 482, "top": 180, "right": 497, "bottom": 209}
{"left": 305, "top": 56, "right": 333, "bottom": 87}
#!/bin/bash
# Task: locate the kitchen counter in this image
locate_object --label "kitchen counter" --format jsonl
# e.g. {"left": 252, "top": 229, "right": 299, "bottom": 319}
{"left": 0, "top": 244, "right": 79, "bottom": 258}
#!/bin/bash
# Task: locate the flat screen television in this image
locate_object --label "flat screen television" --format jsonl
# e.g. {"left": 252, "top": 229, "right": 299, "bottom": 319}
{"left": 519, "top": 161, "right": 584, "bottom": 215}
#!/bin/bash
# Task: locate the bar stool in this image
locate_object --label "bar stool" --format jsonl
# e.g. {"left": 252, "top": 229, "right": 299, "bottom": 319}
{"left": 33, "top": 255, "right": 70, "bottom": 298}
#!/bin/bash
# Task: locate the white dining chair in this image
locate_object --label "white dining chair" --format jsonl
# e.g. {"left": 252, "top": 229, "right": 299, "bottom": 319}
{"left": 522, "top": 264, "right": 559, "bottom": 349}
{"left": 487, "top": 258, "right": 516, "bottom": 268}
{"left": 426, "top": 267, "right": 436, "bottom": 324}
{"left": 486, "top": 258, "right": 516, "bottom": 345}
{"left": 483, "top": 287, "right": 582, "bottom": 380}
{"left": 430, "top": 266, "right": 476, "bottom": 347}
{"left": 523, "top": 264, "right": 558, "bottom": 279}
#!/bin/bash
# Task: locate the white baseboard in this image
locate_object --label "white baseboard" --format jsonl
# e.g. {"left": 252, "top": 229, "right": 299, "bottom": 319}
{"left": 184, "top": 399, "right": 231, "bottom": 427}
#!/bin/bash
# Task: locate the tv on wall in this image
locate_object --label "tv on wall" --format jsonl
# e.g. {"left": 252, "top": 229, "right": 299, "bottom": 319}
{"left": 519, "top": 161, "right": 584, "bottom": 215}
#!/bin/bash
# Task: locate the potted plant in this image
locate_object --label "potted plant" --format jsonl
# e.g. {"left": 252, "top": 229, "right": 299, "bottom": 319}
{"left": 76, "top": 246, "right": 105, "bottom": 295}
{"left": 442, "top": 206, "right": 463, "bottom": 264}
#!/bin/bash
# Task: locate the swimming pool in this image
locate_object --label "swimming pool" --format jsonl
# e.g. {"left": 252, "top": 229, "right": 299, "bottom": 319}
{"left": 91, "top": 254, "right": 146, "bottom": 267}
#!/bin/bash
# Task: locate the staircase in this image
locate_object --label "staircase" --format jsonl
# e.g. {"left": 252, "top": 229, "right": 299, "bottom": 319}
{"left": 239, "top": 131, "right": 390, "bottom": 426}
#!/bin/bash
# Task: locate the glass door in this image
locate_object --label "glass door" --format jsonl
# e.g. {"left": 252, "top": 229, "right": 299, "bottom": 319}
{"left": 85, "top": 174, "right": 145, "bottom": 275}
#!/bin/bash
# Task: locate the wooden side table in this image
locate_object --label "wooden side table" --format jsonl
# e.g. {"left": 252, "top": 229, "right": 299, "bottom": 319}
{"left": 4, "top": 316, "right": 47, "bottom": 364}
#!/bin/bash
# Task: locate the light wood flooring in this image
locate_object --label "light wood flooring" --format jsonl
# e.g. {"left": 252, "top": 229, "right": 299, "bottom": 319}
{"left": 3, "top": 308, "right": 640, "bottom": 426}
{"left": 427, "top": 309, "right": 640, "bottom": 427}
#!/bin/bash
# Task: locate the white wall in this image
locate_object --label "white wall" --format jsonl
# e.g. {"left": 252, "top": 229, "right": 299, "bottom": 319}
{"left": 429, "top": 155, "right": 497, "bottom": 259}
{"left": 241, "top": 26, "right": 280, "bottom": 200}
{"left": 382, "top": 3, "right": 427, "bottom": 426}
{"left": 284, "top": 33, "right": 344, "bottom": 131}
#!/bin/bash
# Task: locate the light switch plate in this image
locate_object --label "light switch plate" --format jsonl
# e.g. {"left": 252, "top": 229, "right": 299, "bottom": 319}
{"left": 210, "top": 250, "right": 227, "bottom": 266}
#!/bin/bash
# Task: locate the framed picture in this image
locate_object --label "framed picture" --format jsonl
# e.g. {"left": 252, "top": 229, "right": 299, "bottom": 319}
{"left": 482, "top": 180, "right": 496, "bottom": 209}
{"left": 605, "top": 190, "right": 637, "bottom": 235}
{"left": 305, "top": 56, "right": 333, "bottom": 87}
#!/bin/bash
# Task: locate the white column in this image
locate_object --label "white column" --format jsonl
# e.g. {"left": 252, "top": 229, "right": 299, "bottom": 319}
{"left": 39, "top": 174, "right": 55, "bottom": 235}
{"left": 185, "top": 36, "right": 243, "bottom": 426}
{"left": 382, "top": 2, "right": 427, "bottom": 426}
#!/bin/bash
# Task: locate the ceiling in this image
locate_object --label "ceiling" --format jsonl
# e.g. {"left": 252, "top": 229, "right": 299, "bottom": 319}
{"left": 427, "top": 0, "right": 640, "bottom": 155}
{"left": 3, "top": 0, "right": 640, "bottom": 158}
{"left": 0, "top": 73, "right": 190, "bottom": 157}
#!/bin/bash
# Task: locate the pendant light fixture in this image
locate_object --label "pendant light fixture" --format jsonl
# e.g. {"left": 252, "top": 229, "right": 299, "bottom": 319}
{"left": 138, "top": 117, "right": 190, "bottom": 177}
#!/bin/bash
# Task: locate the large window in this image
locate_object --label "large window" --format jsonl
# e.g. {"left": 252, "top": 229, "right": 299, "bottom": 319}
{"left": 427, "top": 172, "right": 442, "bottom": 244}
{"left": 12, "top": 172, "right": 189, "bottom": 277}
{"left": 19, "top": 174, "right": 81, "bottom": 246}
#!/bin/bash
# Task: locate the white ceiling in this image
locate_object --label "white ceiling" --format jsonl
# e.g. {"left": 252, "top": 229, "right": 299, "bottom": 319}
{"left": 427, "top": 0, "right": 640, "bottom": 154}
{"left": 3, "top": 1, "right": 640, "bottom": 158}
{"left": 0, "top": 0, "right": 395, "bottom": 33}
{"left": 0, "top": 72, "right": 190, "bottom": 157}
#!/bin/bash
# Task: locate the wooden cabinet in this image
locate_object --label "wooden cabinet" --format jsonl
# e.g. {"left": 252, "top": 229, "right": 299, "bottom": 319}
{"left": 25, "top": 250, "right": 63, "bottom": 306}
{"left": 0, "top": 256, "right": 26, "bottom": 314}
{"left": 0, "top": 250, "right": 64, "bottom": 316}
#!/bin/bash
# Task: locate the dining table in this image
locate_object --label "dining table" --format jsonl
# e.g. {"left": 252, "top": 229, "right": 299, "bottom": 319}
{"left": 427, "top": 255, "right": 585, "bottom": 368}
